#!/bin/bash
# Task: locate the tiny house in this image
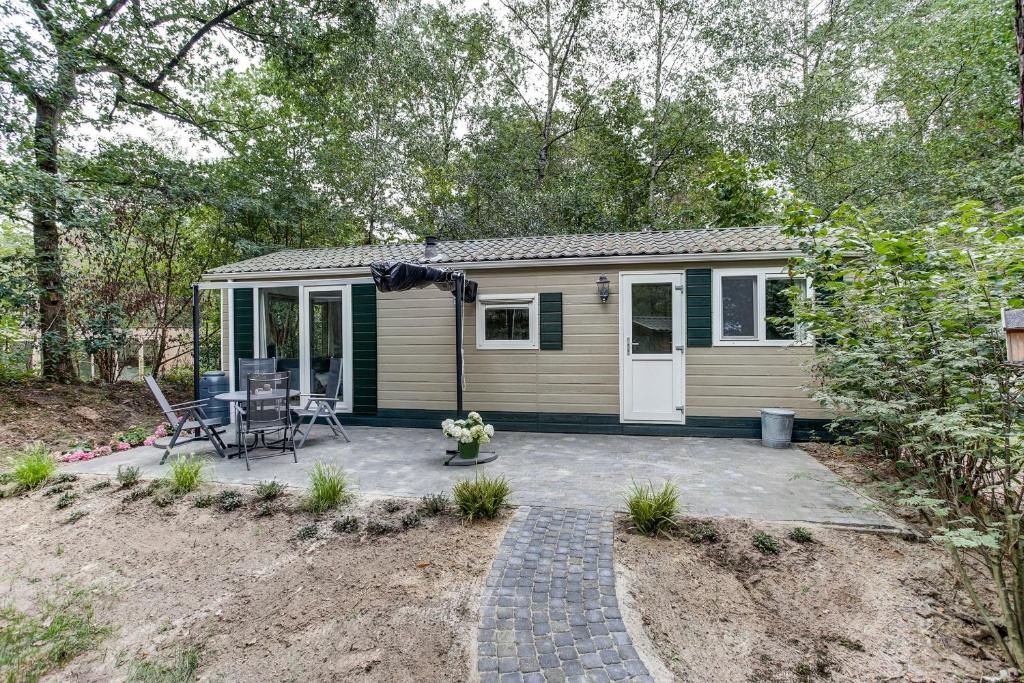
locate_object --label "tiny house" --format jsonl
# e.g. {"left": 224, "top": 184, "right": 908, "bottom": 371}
{"left": 201, "top": 226, "right": 829, "bottom": 440}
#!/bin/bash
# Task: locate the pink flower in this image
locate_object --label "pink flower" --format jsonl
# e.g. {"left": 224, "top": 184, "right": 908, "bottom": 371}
{"left": 154, "top": 424, "right": 168, "bottom": 437}
{"left": 81, "top": 452, "right": 95, "bottom": 461}
{"left": 95, "top": 445, "right": 112, "bottom": 456}
{"left": 143, "top": 436, "right": 156, "bottom": 446}
{"left": 116, "top": 441, "right": 131, "bottom": 451}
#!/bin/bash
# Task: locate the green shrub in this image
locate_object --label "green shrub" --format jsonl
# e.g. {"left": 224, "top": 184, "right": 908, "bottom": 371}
{"left": 382, "top": 499, "right": 403, "bottom": 513}
{"left": 685, "top": 521, "right": 720, "bottom": 544}
{"left": 193, "top": 494, "right": 214, "bottom": 509}
{"left": 789, "top": 527, "right": 814, "bottom": 544}
{"left": 332, "top": 515, "right": 359, "bottom": 533}
{"left": 64, "top": 510, "right": 88, "bottom": 524}
{"left": 420, "top": 492, "right": 449, "bottom": 516}
{"left": 123, "top": 480, "right": 162, "bottom": 504}
{"left": 624, "top": 480, "right": 679, "bottom": 536}
{"left": 167, "top": 455, "right": 204, "bottom": 494}
{"left": 113, "top": 426, "right": 149, "bottom": 447}
{"left": 452, "top": 473, "right": 511, "bottom": 522}
{"left": 48, "top": 473, "right": 78, "bottom": 485}
{"left": 296, "top": 523, "right": 318, "bottom": 540}
{"left": 255, "top": 480, "right": 284, "bottom": 501}
{"left": 87, "top": 480, "right": 112, "bottom": 492}
{"left": 43, "top": 482, "right": 74, "bottom": 497}
{"left": 365, "top": 519, "right": 395, "bottom": 535}
{"left": 254, "top": 503, "right": 273, "bottom": 517}
{"left": 55, "top": 492, "right": 77, "bottom": 510}
{"left": 116, "top": 465, "right": 141, "bottom": 489}
{"left": 152, "top": 489, "right": 176, "bottom": 508}
{"left": 10, "top": 443, "right": 56, "bottom": 489}
{"left": 753, "top": 531, "right": 781, "bottom": 555}
{"left": 215, "top": 490, "right": 243, "bottom": 512}
{"left": 303, "top": 462, "right": 351, "bottom": 514}
{"left": 401, "top": 511, "right": 421, "bottom": 529}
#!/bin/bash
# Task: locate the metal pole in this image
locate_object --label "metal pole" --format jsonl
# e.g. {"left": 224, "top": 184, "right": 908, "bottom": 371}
{"left": 455, "top": 273, "right": 464, "bottom": 416}
{"left": 192, "top": 284, "right": 201, "bottom": 402}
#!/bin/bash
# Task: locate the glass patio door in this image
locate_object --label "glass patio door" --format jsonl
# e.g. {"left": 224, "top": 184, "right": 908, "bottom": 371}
{"left": 298, "top": 285, "right": 353, "bottom": 412}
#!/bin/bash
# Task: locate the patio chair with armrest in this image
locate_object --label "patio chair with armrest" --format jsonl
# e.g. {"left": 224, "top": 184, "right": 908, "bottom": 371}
{"left": 239, "top": 371, "right": 298, "bottom": 471}
{"left": 144, "top": 375, "right": 228, "bottom": 464}
{"left": 292, "top": 357, "right": 350, "bottom": 449}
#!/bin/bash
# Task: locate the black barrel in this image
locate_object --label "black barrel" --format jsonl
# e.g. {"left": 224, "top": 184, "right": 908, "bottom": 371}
{"left": 198, "top": 371, "right": 230, "bottom": 425}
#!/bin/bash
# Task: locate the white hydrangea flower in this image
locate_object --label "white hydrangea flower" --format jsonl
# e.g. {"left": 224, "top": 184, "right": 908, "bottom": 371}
{"left": 484, "top": 424, "right": 495, "bottom": 437}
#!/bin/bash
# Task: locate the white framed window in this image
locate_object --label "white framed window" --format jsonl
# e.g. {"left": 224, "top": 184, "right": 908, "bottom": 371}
{"left": 712, "top": 268, "right": 810, "bottom": 346}
{"left": 476, "top": 294, "right": 539, "bottom": 350}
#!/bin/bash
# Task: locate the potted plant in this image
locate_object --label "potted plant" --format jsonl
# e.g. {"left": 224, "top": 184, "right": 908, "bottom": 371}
{"left": 442, "top": 411, "right": 495, "bottom": 459}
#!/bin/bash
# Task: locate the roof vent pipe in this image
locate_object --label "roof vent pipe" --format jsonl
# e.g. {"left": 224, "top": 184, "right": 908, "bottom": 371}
{"left": 424, "top": 235, "right": 439, "bottom": 260}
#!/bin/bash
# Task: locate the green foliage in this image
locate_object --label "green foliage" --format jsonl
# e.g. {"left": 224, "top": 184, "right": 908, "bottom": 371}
{"left": 254, "top": 503, "right": 273, "bottom": 518}
{"left": 43, "top": 483, "right": 74, "bottom": 497}
{"left": 126, "top": 646, "right": 201, "bottom": 683}
{"left": 624, "top": 480, "right": 679, "bottom": 537}
{"left": 420, "top": 492, "right": 450, "bottom": 516}
{"left": 167, "top": 456, "right": 205, "bottom": 494}
{"left": 87, "top": 480, "right": 112, "bottom": 492}
{"left": 64, "top": 510, "right": 88, "bottom": 525}
{"left": 684, "top": 521, "right": 720, "bottom": 544}
{"left": 54, "top": 492, "right": 77, "bottom": 510}
{"left": 788, "top": 527, "right": 814, "bottom": 544}
{"left": 113, "top": 426, "right": 150, "bottom": 447}
{"left": 333, "top": 516, "right": 359, "bottom": 533}
{"left": 401, "top": 511, "right": 421, "bottom": 529}
{"left": 364, "top": 519, "right": 396, "bottom": 536}
{"left": 10, "top": 443, "right": 56, "bottom": 489}
{"left": 116, "top": 465, "right": 141, "bottom": 489}
{"left": 214, "top": 490, "right": 243, "bottom": 512}
{"left": 192, "top": 495, "right": 214, "bottom": 509}
{"left": 296, "top": 523, "right": 318, "bottom": 541}
{"left": 0, "top": 591, "right": 110, "bottom": 681}
{"left": 752, "top": 532, "right": 781, "bottom": 556}
{"left": 255, "top": 480, "right": 284, "bottom": 501}
{"left": 303, "top": 463, "right": 352, "bottom": 514}
{"left": 381, "top": 499, "right": 403, "bottom": 513}
{"left": 452, "top": 474, "right": 511, "bottom": 522}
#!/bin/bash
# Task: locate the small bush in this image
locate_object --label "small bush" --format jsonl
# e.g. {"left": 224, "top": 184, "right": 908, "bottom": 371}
{"left": 55, "top": 492, "right": 77, "bottom": 510}
{"left": 332, "top": 516, "right": 359, "bottom": 533}
{"left": 123, "top": 480, "right": 162, "bottom": 504}
{"left": 420, "top": 492, "right": 449, "bottom": 516}
{"left": 452, "top": 473, "right": 511, "bottom": 522}
{"left": 255, "top": 503, "right": 273, "bottom": 518}
{"left": 10, "top": 443, "right": 56, "bottom": 489}
{"left": 686, "top": 521, "right": 720, "bottom": 544}
{"left": 64, "top": 510, "right": 88, "bottom": 525}
{"left": 753, "top": 531, "right": 781, "bottom": 555}
{"left": 152, "top": 489, "right": 176, "bottom": 508}
{"left": 215, "top": 490, "right": 243, "bottom": 512}
{"left": 401, "top": 511, "right": 421, "bottom": 529}
{"left": 382, "top": 499, "right": 403, "bottom": 513}
{"left": 624, "top": 480, "right": 679, "bottom": 536}
{"left": 87, "top": 480, "right": 112, "bottom": 492}
{"left": 48, "top": 473, "right": 78, "bottom": 485}
{"left": 43, "top": 483, "right": 74, "bottom": 497}
{"left": 193, "top": 494, "right": 214, "bottom": 509}
{"left": 296, "top": 523, "right": 318, "bottom": 540}
{"left": 168, "top": 455, "right": 204, "bottom": 494}
{"left": 365, "top": 519, "right": 395, "bottom": 536}
{"left": 789, "top": 527, "right": 814, "bottom": 544}
{"left": 303, "top": 462, "right": 351, "bottom": 514}
{"left": 255, "top": 480, "right": 284, "bottom": 501}
{"left": 116, "top": 465, "right": 141, "bottom": 489}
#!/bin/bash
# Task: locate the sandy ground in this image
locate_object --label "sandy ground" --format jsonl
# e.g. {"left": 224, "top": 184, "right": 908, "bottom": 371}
{"left": 0, "top": 475, "right": 508, "bottom": 682}
{"left": 0, "top": 380, "right": 182, "bottom": 454}
{"left": 615, "top": 517, "right": 1005, "bottom": 683}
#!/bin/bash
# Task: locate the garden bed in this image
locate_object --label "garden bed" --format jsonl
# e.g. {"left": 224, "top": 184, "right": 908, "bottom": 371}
{"left": 0, "top": 475, "right": 507, "bottom": 681}
{"left": 615, "top": 517, "right": 1005, "bottom": 682}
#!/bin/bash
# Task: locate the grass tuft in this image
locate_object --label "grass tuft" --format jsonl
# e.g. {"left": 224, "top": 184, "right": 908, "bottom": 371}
{"left": 255, "top": 480, "right": 284, "bottom": 501}
{"left": 452, "top": 473, "right": 511, "bottom": 522}
{"left": 624, "top": 480, "right": 679, "bottom": 536}
{"left": 0, "top": 591, "right": 110, "bottom": 681}
{"left": 126, "top": 646, "right": 201, "bottom": 683}
{"left": 303, "top": 463, "right": 351, "bottom": 514}
{"left": 10, "top": 443, "right": 56, "bottom": 489}
{"left": 116, "top": 465, "right": 141, "bottom": 489}
{"left": 167, "top": 455, "right": 205, "bottom": 494}
{"left": 419, "top": 492, "right": 449, "bottom": 516}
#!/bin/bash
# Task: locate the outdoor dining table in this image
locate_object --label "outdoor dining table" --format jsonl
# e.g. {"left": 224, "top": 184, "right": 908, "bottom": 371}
{"left": 213, "top": 389, "right": 300, "bottom": 458}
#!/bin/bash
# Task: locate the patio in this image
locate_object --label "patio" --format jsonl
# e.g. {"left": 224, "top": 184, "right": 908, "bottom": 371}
{"left": 62, "top": 426, "right": 896, "bottom": 528}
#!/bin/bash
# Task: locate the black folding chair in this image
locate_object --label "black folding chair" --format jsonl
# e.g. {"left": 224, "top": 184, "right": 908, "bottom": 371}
{"left": 239, "top": 371, "right": 298, "bottom": 471}
{"left": 144, "top": 375, "right": 227, "bottom": 464}
{"left": 292, "top": 358, "right": 351, "bottom": 449}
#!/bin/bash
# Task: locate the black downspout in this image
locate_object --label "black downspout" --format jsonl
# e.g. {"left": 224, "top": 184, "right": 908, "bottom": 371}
{"left": 192, "top": 284, "right": 201, "bottom": 402}
{"left": 455, "top": 273, "right": 464, "bottom": 417}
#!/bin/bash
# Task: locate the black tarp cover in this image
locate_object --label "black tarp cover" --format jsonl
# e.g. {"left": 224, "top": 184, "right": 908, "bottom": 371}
{"left": 370, "top": 261, "right": 477, "bottom": 302}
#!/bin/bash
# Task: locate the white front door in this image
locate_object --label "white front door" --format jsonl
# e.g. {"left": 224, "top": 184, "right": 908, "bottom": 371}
{"left": 620, "top": 273, "right": 685, "bottom": 423}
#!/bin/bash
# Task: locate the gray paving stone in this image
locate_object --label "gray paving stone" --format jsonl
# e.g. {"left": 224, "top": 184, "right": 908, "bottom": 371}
{"left": 476, "top": 507, "right": 651, "bottom": 681}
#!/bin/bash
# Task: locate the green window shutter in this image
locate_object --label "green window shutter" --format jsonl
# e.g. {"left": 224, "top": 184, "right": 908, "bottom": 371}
{"left": 539, "top": 293, "right": 563, "bottom": 350}
{"left": 685, "top": 269, "right": 712, "bottom": 347}
{"left": 351, "top": 283, "right": 378, "bottom": 415}
{"left": 232, "top": 288, "right": 254, "bottom": 388}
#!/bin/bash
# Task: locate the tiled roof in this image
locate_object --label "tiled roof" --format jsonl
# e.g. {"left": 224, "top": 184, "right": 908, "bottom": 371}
{"left": 205, "top": 226, "right": 797, "bottom": 276}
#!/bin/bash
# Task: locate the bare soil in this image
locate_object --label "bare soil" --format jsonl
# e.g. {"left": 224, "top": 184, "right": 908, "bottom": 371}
{"left": 0, "top": 380, "right": 185, "bottom": 455}
{"left": 0, "top": 476, "right": 507, "bottom": 682}
{"left": 615, "top": 517, "right": 1007, "bottom": 683}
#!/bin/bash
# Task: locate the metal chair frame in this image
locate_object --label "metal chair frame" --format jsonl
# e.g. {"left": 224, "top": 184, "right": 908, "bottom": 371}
{"left": 144, "top": 375, "right": 227, "bottom": 464}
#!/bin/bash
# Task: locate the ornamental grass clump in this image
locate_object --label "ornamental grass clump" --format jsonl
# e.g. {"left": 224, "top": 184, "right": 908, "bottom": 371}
{"left": 786, "top": 203, "right": 1024, "bottom": 664}
{"left": 10, "top": 443, "right": 56, "bottom": 489}
{"left": 452, "top": 473, "right": 510, "bottom": 522}
{"left": 303, "top": 462, "right": 351, "bottom": 514}
{"left": 168, "top": 455, "right": 205, "bottom": 494}
{"left": 624, "top": 480, "right": 679, "bottom": 537}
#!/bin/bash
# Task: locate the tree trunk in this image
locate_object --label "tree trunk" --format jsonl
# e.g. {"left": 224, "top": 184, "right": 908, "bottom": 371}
{"left": 32, "top": 101, "right": 75, "bottom": 381}
{"left": 1016, "top": 0, "right": 1023, "bottom": 137}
